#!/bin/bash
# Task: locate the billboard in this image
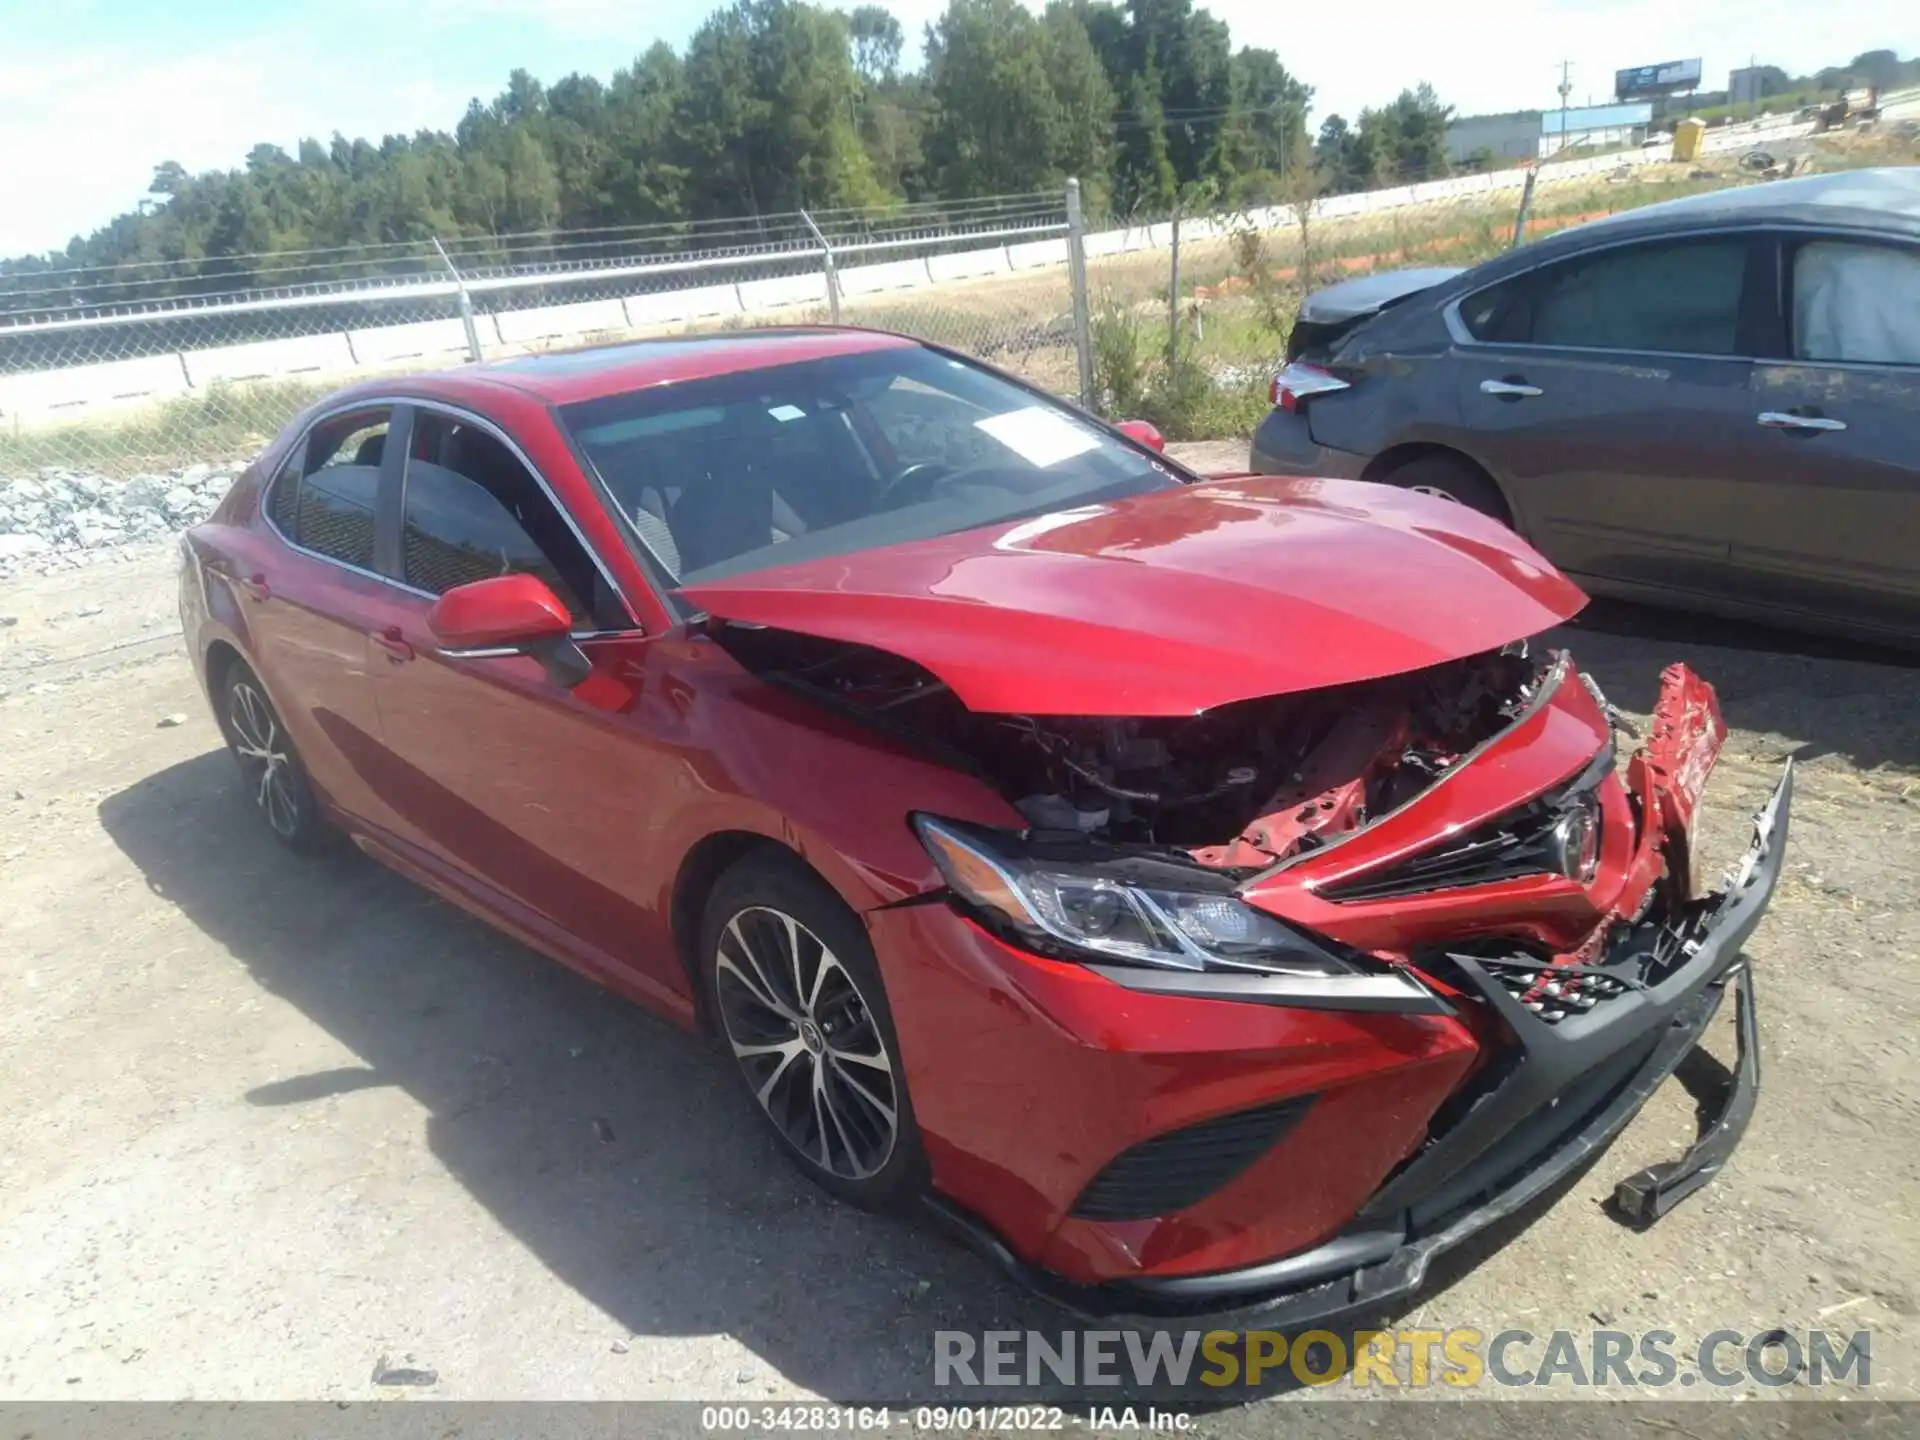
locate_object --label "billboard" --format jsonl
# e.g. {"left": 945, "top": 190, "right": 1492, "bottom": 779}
{"left": 1729, "top": 67, "right": 1764, "bottom": 105}
{"left": 1615, "top": 58, "right": 1703, "bottom": 101}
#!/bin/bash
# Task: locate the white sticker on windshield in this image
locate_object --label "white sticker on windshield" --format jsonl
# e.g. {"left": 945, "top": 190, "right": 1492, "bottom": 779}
{"left": 768, "top": 404, "right": 806, "bottom": 422}
{"left": 974, "top": 406, "right": 1101, "bottom": 468}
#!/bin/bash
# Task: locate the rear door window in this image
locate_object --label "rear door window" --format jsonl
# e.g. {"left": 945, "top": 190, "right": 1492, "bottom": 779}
{"left": 1461, "top": 239, "right": 1751, "bottom": 355}
{"left": 270, "top": 408, "right": 390, "bottom": 569}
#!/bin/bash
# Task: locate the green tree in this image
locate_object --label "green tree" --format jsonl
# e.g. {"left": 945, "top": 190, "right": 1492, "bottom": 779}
{"left": 1210, "top": 47, "right": 1310, "bottom": 202}
{"left": 600, "top": 43, "right": 689, "bottom": 224}
{"left": 1041, "top": 2, "right": 1118, "bottom": 197}
{"left": 1355, "top": 84, "right": 1452, "bottom": 184}
{"left": 1849, "top": 49, "right": 1903, "bottom": 92}
{"left": 1125, "top": 0, "right": 1232, "bottom": 186}
{"left": 847, "top": 5, "right": 903, "bottom": 83}
{"left": 676, "top": 0, "right": 884, "bottom": 217}
{"left": 925, "top": 0, "right": 1061, "bottom": 197}
{"left": 1115, "top": 63, "right": 1177, "bottom": 211}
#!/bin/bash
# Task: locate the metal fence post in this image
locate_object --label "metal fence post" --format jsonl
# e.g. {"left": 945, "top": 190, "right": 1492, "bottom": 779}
{"left": 1509, "top": 169, "right": 1539, "bottom": 249}
{"left": 1065, "top": 178, "right": 1095, "bottom": 410}
{"left": 433, "top": 236, "right": 485, "bottom": 362}
{"left": 1167, "top": 204, "right": 1182, "bottom": 371}
{"left": 800, "top": 210, "right": 841, "bottom": 323}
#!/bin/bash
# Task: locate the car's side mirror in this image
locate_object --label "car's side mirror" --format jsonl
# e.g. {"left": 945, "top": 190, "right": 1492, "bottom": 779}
{"left": 426, "top": 574, "right": 590, "bottom": 688}
{"left": 1116, "top": 418, "right": 1167, "bottom": 453}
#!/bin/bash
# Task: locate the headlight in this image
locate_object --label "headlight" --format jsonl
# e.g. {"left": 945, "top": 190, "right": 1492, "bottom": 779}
{"left": 912, "top": 814, "right": 1359, "bottom": 976}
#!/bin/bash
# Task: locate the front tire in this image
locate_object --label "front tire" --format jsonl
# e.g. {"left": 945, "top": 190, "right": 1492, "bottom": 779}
{"left": 700, "top": 852, "right": 928, "bottom": 1211}
{"left": 218, "top": 661, "right": 327, "bottom": 851}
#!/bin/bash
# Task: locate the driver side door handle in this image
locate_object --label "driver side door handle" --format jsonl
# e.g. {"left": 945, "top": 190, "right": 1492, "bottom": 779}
{"left": 1480, "top": 378, "right": 1544, "bottom": 399}
{"left": 371, "top": 626, "right": 415, "bottom": 664}
{"left": 1757, "top": 411, "right": 1846, "bottom": 433}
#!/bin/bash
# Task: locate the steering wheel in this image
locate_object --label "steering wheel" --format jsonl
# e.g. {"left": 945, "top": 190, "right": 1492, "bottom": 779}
{"left": 875, "top": 460, "right": 955, "bottom": 510}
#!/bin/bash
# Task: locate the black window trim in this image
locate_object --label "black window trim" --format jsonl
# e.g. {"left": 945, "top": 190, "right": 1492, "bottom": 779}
{"left": 262, "top": 394, "right": 644, "bottom": 637}
{"left": 1776, "top": 228, "right": 1920, "bottom": 374}
{"left": 262, "top": 433, "right": 310, "bottom": 544}
{"left": 1442, "top": 223, "right": 1773, "bottom": 362}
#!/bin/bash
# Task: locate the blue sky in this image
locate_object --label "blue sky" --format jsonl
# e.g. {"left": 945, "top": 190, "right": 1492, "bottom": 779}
{"left": 2, "top": 0, "right": 1913, "bottom": 256}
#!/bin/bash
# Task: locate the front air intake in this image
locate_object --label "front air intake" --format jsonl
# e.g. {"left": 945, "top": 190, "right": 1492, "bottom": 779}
{"left": 1070, "top": 1095, "right": 1315, "bottom": 1222}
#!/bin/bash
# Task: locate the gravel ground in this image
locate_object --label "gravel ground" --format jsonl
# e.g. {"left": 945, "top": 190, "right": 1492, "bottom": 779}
{"left": 2, "top": 449, "right": 1917, "bottom": 1412}
{"left": 0, "top": 464, "right": 235, "bottom": 577}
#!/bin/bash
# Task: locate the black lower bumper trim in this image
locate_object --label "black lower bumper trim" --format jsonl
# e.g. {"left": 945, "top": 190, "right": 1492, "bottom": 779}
{"left": 1613, "top": 954, "right": 1761, "bottom": 1224}
{"left": 926, "top": 761, "right": 1789, "bottom": 1329}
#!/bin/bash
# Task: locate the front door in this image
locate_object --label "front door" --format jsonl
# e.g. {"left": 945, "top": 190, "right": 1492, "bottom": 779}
{"left": 359, "top": 404, "right": 687, "bottom": 1006}
{"left": 1449, "top": 233, "right": 1765, "bottom": 599}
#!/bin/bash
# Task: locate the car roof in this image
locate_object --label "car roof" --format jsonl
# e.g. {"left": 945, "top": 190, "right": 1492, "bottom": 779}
{"left": 1384, "top": 166, "right": 1920, "bottom": 314}
{"left": 385, "top": 326, "right": 920, "bottom": 407}
{"left": 1575, "top": 165, "right": 1920, "bottom": 235}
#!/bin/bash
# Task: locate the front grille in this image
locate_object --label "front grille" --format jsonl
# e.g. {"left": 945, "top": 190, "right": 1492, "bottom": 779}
{"left": 1070, "top": 1096, "right": 1315, "bottom": 1222}
{"left": 1320, "top": 807, "right": 1563, "bottom": 902}
{"left": 1477, "top": 954, "right": 1637, "bottom": 1024}
{"left": 1322, "top": 741, "right": 1613, "bottom": 904}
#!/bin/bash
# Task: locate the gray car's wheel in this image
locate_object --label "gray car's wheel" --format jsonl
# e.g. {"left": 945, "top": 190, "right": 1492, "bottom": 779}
{"left": 1379, "top": 453, "right": 1512, "bottom": 526}
{"left": 700, "top": 852, "right": 928, "bottom": 1211}
{"left": 217, "top": 661, "right": 327, "bottom": 851}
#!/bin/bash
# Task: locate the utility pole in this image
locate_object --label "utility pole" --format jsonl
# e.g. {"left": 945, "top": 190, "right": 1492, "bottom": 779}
{"left": 1556, "top": 60, "right": 1573, "bottom": 157}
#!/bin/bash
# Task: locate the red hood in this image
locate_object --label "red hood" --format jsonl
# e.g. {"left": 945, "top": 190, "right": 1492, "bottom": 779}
{"left": 679, "top": 477, "right": 1587, "bottom": 716}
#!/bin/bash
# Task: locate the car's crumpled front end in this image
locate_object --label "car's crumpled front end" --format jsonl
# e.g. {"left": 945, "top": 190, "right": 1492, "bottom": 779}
{"left": 854, "top": 648, "right": 1786, "bottom": 1324}
{"left": 691, "top": 479, "right": 1785, "bottom": 1325}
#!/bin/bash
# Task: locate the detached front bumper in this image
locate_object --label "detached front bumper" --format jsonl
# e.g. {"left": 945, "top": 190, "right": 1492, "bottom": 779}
{"left": 930, "top": 761, "right": 1791, "bottom": 1327}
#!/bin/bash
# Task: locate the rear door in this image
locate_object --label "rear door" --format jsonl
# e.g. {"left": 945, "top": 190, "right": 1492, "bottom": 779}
{"left": 1728, "top": 232, "right": 1920, "bottom": 632}
{"left": 1447, "top": 233, "right": 1766, "bottom": 596}
{"left": 235, "top": 404, "right": 418, "bottom": 833}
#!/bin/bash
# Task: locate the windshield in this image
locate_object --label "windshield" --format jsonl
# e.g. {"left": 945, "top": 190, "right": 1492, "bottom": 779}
{"left": 558, "top": 345, "right": 1185, "bottom": 590}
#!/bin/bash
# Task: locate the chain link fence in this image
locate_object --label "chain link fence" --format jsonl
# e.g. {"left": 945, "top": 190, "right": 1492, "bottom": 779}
{"left": 0, "top": 193, "right": 1073, "bottom": 480}
{"left": 3, "top": 133, "right": 1888, "bottom": 490}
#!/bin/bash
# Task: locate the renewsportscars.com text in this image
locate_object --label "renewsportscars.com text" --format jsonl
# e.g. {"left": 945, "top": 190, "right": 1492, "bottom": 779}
{"left": 933, "top": 1327, "right": 1872, "bottom": 1390}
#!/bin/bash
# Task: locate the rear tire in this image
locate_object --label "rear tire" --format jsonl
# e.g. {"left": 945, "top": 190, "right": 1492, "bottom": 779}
{"left": 217, "top": 661, "right": 327, "bottom": 851}
{"left": 699, "top": 852, "right": 928, "bottom": 1212}
{"left": 1379, "top": 453, "right": 1511, "bottom": 526}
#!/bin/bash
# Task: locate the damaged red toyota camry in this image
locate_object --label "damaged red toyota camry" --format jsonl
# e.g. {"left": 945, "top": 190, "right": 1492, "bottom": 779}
{"left": 178, "top": 329, "right": 1789, "bottom": 1325}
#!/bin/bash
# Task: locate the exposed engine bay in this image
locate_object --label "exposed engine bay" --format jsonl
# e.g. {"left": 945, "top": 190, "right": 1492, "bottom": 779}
{"left": 713, "top": 622, "right": 1550, "bottom": 869}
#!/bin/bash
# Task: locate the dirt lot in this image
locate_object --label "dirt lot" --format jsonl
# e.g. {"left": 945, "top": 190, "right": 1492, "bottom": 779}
{"left": 2, "top": 460, "right": 1918, "bottom": 1408}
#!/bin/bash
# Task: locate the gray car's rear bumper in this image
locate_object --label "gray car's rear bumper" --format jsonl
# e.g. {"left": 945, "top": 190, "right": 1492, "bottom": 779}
{"left": 1249, "top": 407, "right": 1367, "bottom": 478}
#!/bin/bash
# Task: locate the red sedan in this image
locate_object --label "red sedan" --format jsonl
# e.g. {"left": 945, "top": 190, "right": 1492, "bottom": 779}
{"left": 178, "top": 328, "right": 1788, "bottom": 1324}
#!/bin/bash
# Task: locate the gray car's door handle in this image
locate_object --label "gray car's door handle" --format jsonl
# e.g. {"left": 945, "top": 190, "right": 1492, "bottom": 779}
{"left": 1480, "top": 378, "right": 1543, "bottom": 398}
{"left": 1757, "top": 411, "right": 1847, "bottom": 433}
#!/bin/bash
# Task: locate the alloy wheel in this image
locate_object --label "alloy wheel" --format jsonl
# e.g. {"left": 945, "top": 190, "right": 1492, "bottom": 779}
{"left": 1410, "top": 483, "right": 1462, "bottom": 503}
{"left": 228, "top": 680, "right": 300, "bottom": 838}
{"left": 713, "top": 905, "right": 899, "bottom": 1180}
